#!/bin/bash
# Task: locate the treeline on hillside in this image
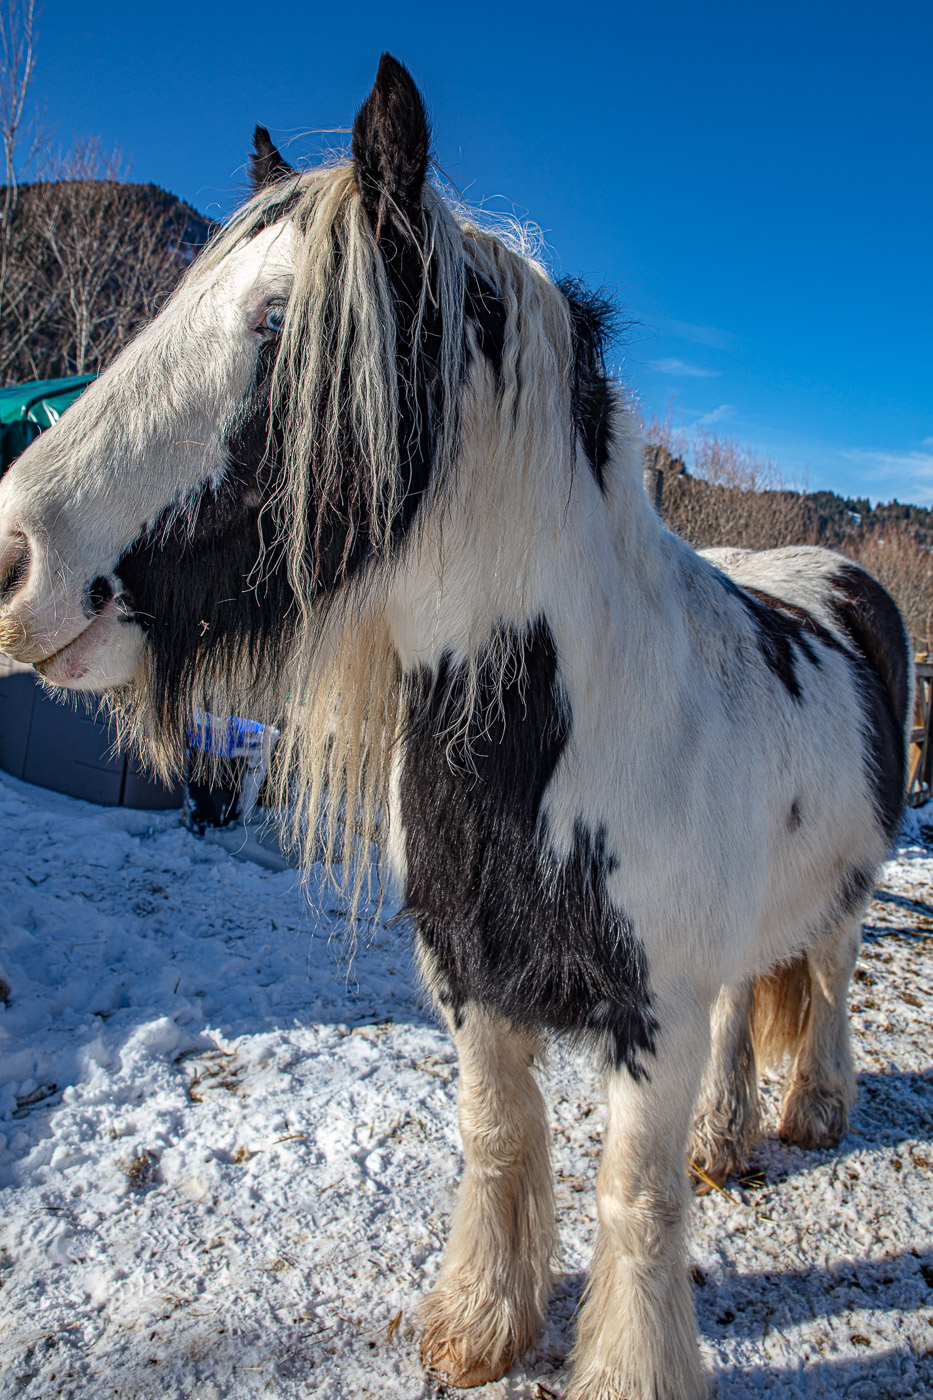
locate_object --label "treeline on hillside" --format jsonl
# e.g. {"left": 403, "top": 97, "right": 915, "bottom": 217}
{"left": 0, "top": 2, "right": 213, "bottom": 382}
{"left": 0, "top": 168, "right": 214, "bottom": 384}
{"left": 644, "top": 437, "right": 933, "bottom": 651}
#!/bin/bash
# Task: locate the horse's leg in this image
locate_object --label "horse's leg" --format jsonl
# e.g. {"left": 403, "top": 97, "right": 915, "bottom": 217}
{"left": 779, "top": 917, "right": 861, "bottom": 1149}
{"left": 567, "top": 986, "right": 710, "bottom": 1400}
{"left": 688, "top": 980, "right": 760, "bottom": 1190}
{"left": 420, "top": 1002, "right": 556, "bottom": 1387}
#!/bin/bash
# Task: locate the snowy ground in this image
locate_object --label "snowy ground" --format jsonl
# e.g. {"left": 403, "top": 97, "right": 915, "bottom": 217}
{"left": 0, "top": 770, "right": 931, "bottom": 1400}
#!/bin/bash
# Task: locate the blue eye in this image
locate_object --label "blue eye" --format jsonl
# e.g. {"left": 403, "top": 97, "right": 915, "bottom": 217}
{"left": 262, "top": 303, "right": 286, "bottom": 334}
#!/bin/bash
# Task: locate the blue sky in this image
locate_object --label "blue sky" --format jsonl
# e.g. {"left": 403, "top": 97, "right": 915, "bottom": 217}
{"left": 26, "top": 0, "right": 933, "bottom": 505}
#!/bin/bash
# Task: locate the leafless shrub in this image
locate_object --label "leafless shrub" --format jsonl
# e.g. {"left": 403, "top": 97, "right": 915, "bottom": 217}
{"left": 7, "top": 154, "right": 206, "bottom": 380}
{"left": 0, "top": 4, "right": 211, "bottom": 384}
{"left": 0, "top": 0, "right": 50, "bottom": 383}
{"left": 646, "top": 418, "right": 814, "bottom": 551}
{"left": 642, "top": 414, "right": 933, "bottom": 651}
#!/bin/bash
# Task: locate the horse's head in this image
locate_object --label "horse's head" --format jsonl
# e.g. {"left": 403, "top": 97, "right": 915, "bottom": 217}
{"left": 0, "top": 60, "right": 451, "bottom": 678}
{"left": 0, "top": 54, "right": 615, "bottom": 791}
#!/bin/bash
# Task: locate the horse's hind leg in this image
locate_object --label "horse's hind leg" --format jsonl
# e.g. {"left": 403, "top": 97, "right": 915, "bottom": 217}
{"left": 567, "top": 983, "right": 710, "bottom": 1400}
{"left": 688, "top": 980, "right": 760, "bottom": 1190}
{"left": 778, "top": 917, "right": 861, "bottom": 1149}
{"left": 420, "top": 1003, "right": 555, "bottom": 1387}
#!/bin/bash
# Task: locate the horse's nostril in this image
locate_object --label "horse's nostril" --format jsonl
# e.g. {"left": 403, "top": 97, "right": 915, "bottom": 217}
{"left": 86, "top": 575, "right": 115, "bottom": 616}
{"left": 0, "top": 541, "right": 29, "bottom": 602}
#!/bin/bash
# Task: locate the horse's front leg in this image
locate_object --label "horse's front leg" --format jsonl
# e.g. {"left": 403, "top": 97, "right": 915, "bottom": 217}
{"left": 567, "top": 984, "right": 711, "bottom": 1400}
{"left": 420, "top": 998, "right": 556, "bottom": 1387}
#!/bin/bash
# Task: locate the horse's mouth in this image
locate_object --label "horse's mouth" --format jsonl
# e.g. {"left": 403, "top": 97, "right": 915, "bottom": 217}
{"left": 34, "top": 599, "right": 144, "bottom": 690}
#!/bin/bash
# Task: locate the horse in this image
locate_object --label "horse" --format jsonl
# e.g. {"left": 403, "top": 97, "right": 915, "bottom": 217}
{"left": 0, "top": 55, "right": 911, "bottom": 1400}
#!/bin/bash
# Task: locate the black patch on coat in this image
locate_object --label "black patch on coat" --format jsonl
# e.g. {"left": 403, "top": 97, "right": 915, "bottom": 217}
{"left": 839, "top": 864, "right": 874, "bottom": 916}
{"left": 558, "top": 277, "right": 616, "bottom": 492}
{"left": 829, "top": 565, "right": 910, "bottom": 842}
{"left": 725, "top": 579, "right": 835, "bottom": 702}
{"left": 788, "top": 798, "right": 802, "bottom": 831}
{"left": 250, "top": 125, "right": 296, "bottom": 191}
{"left": 830, "top": 564, "right": 911, "bottom": 733}
{"left": 400, "top": 618, "right": 658, "bottom": 1076}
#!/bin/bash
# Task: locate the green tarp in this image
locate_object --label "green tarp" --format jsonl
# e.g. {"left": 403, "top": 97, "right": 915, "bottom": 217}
{"left": 0, "top": 374, "right": 94, "bottom": 473}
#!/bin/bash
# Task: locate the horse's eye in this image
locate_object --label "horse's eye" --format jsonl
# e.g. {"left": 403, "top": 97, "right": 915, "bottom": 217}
{"left": 259, "top": 303, "right": 286, "bottom": 335}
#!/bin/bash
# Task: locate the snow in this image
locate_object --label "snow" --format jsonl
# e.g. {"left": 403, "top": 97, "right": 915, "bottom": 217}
{"left": 0, "top": 770, "right": 931, "bottom": 1398}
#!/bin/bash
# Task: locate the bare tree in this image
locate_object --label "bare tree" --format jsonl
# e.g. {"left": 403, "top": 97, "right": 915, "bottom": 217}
{"left": 0, "top": 0, "right": 56, "bottom": 383}
{"left": 1, "top": 142, "right": 212, "bottom": 383}
{"left": 25, "top": 140, "right": 202, "bottom": 375}
{"left": 1, "top": 4, "right": 211, "bottom": 384}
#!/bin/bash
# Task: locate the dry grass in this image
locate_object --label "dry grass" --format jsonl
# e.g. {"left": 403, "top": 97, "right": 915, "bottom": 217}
{"left": 642, "top": 415, "right": 933, "bottom": 651}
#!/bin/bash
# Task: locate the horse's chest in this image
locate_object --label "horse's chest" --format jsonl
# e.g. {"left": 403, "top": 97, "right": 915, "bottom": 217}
{"left": 397, "top": 623, "right": 657, "bottom": 1074}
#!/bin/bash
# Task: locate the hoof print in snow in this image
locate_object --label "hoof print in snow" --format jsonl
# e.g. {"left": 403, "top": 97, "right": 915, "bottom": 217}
{"left": 123, "top": 1147, "right": 161, "bottom": 1190}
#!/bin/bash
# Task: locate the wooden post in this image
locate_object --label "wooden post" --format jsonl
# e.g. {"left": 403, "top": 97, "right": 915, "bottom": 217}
{"left": 907, "top": 658, "right": 933, "bottom": 807}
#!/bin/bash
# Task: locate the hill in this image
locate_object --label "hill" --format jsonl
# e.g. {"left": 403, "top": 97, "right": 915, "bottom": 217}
{"left": 0, "top": 180, "right": 215, "bottom": 385}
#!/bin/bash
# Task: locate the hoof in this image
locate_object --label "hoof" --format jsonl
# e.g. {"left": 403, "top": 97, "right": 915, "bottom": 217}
{"left": 420, "top": 1334, "right": 514, "bottom": 1389}
{"left": 688, "top": 1157, "right": 730, "bottom": 1195}
{"left": 779, "top": 1082, "right": 849, "bottom": 1149}
{"left": 688, "top": 1114, "right": 752, "bottom": 1194}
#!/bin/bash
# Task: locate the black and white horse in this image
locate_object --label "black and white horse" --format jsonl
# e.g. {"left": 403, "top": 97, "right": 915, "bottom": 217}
{"left": 0, "top": 57, "right": 910, "bottom": 1399}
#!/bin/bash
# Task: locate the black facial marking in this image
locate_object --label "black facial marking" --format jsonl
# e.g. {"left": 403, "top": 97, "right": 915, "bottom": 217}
{"left": 829, "top": 565, "right": 910, "bottom": 842}
{"left": 85, "top": 575, "right": 113, "bottom": 618}
{"left": 400, "top": 617, "right": 658, "bottom": 1077}
{"left": 558, "top": 277, "right": 617, "bottom": 493}
{"left": 115, "top": 344, "right": 296, "bottom": 734}
{"left": 246, "top": 186, "right": 303, "bottom": 237}
{"left": 789, "top": 799, "right": 802, "bottom": 831}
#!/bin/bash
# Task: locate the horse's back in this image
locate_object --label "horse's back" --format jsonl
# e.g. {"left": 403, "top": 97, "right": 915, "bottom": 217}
{"left": 701, "top": 543, "right": 912, "bottom": 740}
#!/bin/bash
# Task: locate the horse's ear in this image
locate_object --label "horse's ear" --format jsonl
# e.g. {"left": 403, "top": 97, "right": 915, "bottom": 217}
{"left": 250, "top": 125, "right": 295, "bottom": 190}
{"left": 351, "top": 54, "right": 430, "bottom": 227}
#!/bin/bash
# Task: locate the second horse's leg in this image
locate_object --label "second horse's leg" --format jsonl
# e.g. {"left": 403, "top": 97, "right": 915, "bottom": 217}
{"left": 780, "top": 916, "right": 861, "bottom": 1149}
{"left": 689, "top": 980, "right": 760, "bottom": 1189}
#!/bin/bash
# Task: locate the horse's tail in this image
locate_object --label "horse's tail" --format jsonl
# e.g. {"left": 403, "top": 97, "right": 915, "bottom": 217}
{"left": 751, "top": 956, "right": 811, "bottom": 1068}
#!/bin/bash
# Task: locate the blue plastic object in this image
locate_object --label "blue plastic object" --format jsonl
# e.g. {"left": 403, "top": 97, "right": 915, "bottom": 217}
{"left": 187, "top": 713, "right": 269, "bottom": 757}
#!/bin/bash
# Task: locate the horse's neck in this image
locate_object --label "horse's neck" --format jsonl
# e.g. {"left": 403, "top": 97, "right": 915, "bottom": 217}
{"left": 384, "top": 431, "right": 688, "bottom": 681}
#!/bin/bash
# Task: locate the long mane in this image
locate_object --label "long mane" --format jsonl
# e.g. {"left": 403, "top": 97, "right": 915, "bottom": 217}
{"left": 107, "top": 159, "right": 589, "bottom": 913}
